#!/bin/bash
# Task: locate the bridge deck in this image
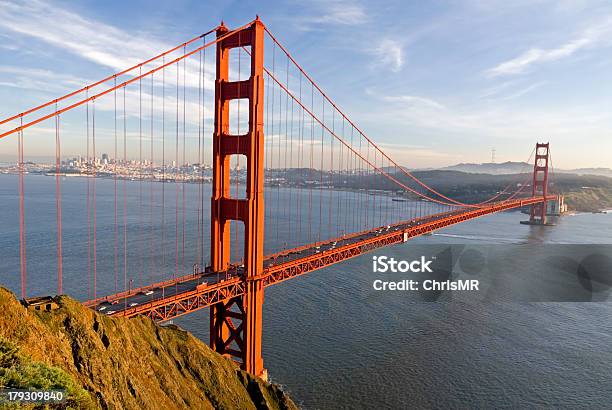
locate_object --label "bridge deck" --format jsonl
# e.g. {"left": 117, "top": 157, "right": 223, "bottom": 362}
{"left": 86, "top": 197, "right": 548, "bottom": 321}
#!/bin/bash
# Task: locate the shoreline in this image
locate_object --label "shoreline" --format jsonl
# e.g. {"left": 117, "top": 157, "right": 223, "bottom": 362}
{"left": 2, "top": 171, "right": 611, "bottom": 214}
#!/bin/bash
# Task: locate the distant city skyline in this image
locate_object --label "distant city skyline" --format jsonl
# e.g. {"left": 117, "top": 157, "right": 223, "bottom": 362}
{"left": 1, "top": 1, "right": 611, "bottom": 169}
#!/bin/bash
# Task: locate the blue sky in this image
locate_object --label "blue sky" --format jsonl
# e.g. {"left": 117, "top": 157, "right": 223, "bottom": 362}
{"left": 0, "top": 0, "right": 611, "bottom": 169}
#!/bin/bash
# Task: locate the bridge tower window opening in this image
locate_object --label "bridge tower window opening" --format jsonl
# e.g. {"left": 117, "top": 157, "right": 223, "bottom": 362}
{"left": 228, "top": 46, "right": 252, "bottom": 83}
{"left": 228, "top": 99, "right": 250, "bottom": 137}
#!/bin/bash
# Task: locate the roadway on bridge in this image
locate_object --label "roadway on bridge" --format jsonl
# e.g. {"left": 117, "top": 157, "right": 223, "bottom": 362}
{"left": 92, "top": 206, "right": 477, "bottom": 317}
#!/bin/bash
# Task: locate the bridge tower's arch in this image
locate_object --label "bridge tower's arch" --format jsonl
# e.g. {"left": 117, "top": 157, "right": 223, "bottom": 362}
{"left": 210, "top": 18, "right": 266, "bottom": 378}
{"left": 529, "top": 142, "right": 550, "bottom": 224}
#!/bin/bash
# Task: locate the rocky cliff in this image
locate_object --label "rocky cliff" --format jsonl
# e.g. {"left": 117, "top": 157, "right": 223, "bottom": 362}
{"left": 0, "top": 287, "right": 297, "bottom": 409}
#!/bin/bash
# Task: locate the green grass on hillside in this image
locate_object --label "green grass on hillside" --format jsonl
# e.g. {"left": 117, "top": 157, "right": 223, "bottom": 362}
{"left": 0, "top": 337, "right": 95, "bottom": 409}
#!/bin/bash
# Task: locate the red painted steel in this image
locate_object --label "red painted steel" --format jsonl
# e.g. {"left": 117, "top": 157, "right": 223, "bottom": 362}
{"left": 209, "top": 18, "right": 267, "bottom": 378}
{"left": 119, "top": 277, "right": 245, "bottom": 322}
{"left": 83, "top": 271, "right": 205, "bottom": 307}
{"left": 105, "top": 196, "right": 549, "bottom": 321}
{"left": 530, "top": 143, "right": 550, "bottom": 224}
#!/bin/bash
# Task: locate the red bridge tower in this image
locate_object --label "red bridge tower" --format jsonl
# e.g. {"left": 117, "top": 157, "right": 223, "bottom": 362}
{"left": 210, "top": 19, "right": 267, "bottom": 378}
{"left": 529, "top": 142, "right": 550, "bottom": 225}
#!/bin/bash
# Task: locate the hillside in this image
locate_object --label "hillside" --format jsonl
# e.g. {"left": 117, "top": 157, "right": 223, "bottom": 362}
{"left": 272, "top": 168, "right": 612, "bottom": 212}
{"left": 0, "top": 288, "right": 297, "bottom": 410}
{"left": 410, "top": 171, "right": 612, "bottom": 212}
{"left": 440, "top": 161, "right": 531, "bottom": 175}
{"left": 439, "top": 162, "right": 612, "bottom": 178}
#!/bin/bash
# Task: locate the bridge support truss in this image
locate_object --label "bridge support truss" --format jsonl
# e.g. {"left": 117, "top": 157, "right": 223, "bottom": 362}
{"left": 210, "top": 19, "right": 267, "bottom": 378}
{"left": 529, "top": 142, "right": 550, "bottom": 225}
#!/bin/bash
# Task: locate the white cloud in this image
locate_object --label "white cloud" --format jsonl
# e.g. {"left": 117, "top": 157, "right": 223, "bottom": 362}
{"left": 364, "top": 90, "right": 612, "bottom": 151}
{"left": 498, "top": 81, "right": 546, "bottom": 101}
{"left": 312, "top": 3, "right": 368, "bottom": 25}
{"left": 0, "top": 0, "right": 215, "bottom": 91}
{"left": 479, "top": 80, "right": 520, "bottom": 99}
{"left": 0, "top": 66, "right": 85, "bottom": 93}
{"left": 0, "top": 1, "right": 159, "bottom": 71}
{"left": 377, "top": 142, "right": 456, "bottom": 160}
{"left": 292, "top": 0, "right": 368, "bottom": 29}
{"left": 365, "top": 88, "right": 445, "bottom": 111}
{"left": 372, "top": 39, "right": 404, "bottom": 72}
{"left": 381, "top": 95, "right": 445, "bottom": 110}
{"left": 486, "top": 15, "right": 612, "bottom": 76}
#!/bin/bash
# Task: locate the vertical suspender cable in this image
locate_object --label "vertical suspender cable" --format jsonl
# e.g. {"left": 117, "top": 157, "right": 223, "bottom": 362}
{"left": 350, "top": 126, "right": 355, "bottom": 232}
{"left": 384, "top": 158, "right": 389, "bottom": 225}
{"left": 92, "top": 98, "right": 97, "bottom": 300}
{"left": 114, "top": 79, "right": 118, "bottom": 294}
{"left": 91, "top": 100, "right": 98, "bottom": 299}
{"left": 308, "top": 83, "right": 314, "bottom": 244}
{"left": 275, "top": 48, "right": 282, "bottom": 247}
{"left": 18, "top": 117, "right": 26, "bottom": 298}
{"left": 285, "top": 56, "right": 291, "bottom": 249}
{"left": 264, "top": 71, "right": 271, "bottom": 241}
{"left": 55, "top": 104, "right": 63, "bottom": 295}
{"left": 175, "top": 60, "right": 179, "bottom": 278}
{"left": 86, "top": 95, "right": 91, "bottom": 299}
{"left": 365, "top": 140, "right": 370, "bottom": 228}
{"left": 373, "top": 147, "right": 378, "bottom": 227}
{"left": 270, "top": 43, "right": 277, "bottom": 246}
{"left": 161, "top": 57, "right": 166, "bottom": 274}
{"left": 150, "top": 73, "right": 155, "bottom": 281}
{"left": 297, "top": 73, "right": 303, "bottom": 243}
{"left": 123, "top": 87, "right": 128, "bottom": 295}
{"left": 329, "top": 110, "right": 334, "bottom": 239}
{"left": 197, "top": 46, "right": 203, "bottom": 268}
{"left": 351, "top": 128, "right": 364, "bottom": 229}
{"left": 289, "top": 68, "right": 295, "bottom": 247}
{"left": 319, "top": 99, "right": 324, "bottom": 242}
{"left": 182, "top": 46, "right": 187, "bottom": 272}
{"left": 339, "top": 117, "right": 344, "bottom": 236}
{"left": 201, "top": 38, "right": 207, "bottom": 268}
{"left": 139, "top": 68, "right": 144, "bottom": 287}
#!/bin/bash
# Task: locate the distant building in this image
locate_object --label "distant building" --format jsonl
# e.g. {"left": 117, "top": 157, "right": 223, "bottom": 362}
{"left": 22, "top": 296, "right": 59, "bottom": 311}
{"left": 102, "top": 153, "right": 109, "bottom": 164}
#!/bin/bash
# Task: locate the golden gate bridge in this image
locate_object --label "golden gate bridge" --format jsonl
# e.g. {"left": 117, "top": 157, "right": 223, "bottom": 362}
{"left": 0, "top": 17, "right": 557, "bottom": 378}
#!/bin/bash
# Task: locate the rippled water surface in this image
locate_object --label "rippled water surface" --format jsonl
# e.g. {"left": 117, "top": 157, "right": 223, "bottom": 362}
{"left": 1, "top": 175, "right": 611, "bottom": 408}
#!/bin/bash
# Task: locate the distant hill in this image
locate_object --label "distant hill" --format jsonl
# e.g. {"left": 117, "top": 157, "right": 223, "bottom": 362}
{"left": 563, "top": 168, "right": 612, "bottom": 178}
{"left": 440, "top": 162, "right": 532, "bottom": 175}
{"left": 273, "top": 167, "right": 612, "bottom": 212}
{"left": 437, "top": 162, "right": 612, "bottom": 178}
